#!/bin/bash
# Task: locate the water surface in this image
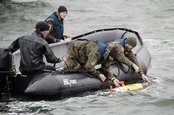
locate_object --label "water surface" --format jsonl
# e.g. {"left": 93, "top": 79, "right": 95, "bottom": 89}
{"left": 0, "top": 0, "right": 174, "bottom": 115}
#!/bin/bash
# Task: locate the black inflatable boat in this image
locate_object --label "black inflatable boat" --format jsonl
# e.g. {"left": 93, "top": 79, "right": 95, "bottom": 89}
{"left": 0, "top": 28, "right": 151, "bottom": 98}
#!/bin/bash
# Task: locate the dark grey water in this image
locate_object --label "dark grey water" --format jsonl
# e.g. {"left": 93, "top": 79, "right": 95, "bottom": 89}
{"left": 0, "top": 0, "right": 174, "bottom": 115}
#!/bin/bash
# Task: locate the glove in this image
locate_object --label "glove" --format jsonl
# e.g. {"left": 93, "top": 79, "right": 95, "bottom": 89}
{"left": 132, "top": 63, "right": 140, "bottom": 73}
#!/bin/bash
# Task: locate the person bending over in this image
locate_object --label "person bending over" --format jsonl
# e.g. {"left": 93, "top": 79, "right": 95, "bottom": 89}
{"left": 64, "top": 39, "right": 121, "bottom": 87}
{"left": 110, "top": 37, "right": 149, "bottom": 82}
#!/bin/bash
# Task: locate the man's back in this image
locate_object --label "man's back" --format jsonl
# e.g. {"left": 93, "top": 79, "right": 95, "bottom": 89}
{"left": 10, "top": 32, "right": 47, "bottom": 74}
{"left": 8, "top": 21, "right": 61, "bottom": 75}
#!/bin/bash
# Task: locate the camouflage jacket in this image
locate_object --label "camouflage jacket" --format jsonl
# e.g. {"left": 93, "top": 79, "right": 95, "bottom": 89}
{"left": 65, "top": 39, "right": 115, "bottom": 80}
{"left": 109, "top": 41, "right": 139, "bottom": 67}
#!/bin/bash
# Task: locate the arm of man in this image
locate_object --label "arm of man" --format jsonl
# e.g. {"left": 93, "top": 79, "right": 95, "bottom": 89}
{"left": 84, "top": 54, "right": 100, "bottom": 77}
{"left": 83, "top": 47, "right": 101, "bottom": 78}
{"left": 114, "top": 46, "right": 140, "bottom": 73}
{"left": 44, "top": 44, "right": 61, "bottom": 63}
{"left": 7, "top": 38, "right": 20, "bottom": 53}
{"left": 116, "top": 47, "right": 134, "bottom": 67}
{"left": 84, "top": 58, "right": 106, "bottom": 82}
{"left": 125, "top": 51, "right": 140, "bottom": 68}
{"left": 126, "top": 51, "right": 149, "bottom": 82}
{"left": 101, "top": 60, "right": 120, "bottom": 86}
{"left": 45, "top": 19, "right": 60, "bottom": 43}
{"left": 46, "top": 18, "right": 54, "bottom": 32}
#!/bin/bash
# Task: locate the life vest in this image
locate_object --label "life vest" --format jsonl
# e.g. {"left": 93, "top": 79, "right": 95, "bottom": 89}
{"left": 96, "top": 41, "right": 107, "bottom": 60}
{"left": 115, "top": 38, "right": 126, "bottom": 46}
{"left": 45, "top": 12, "right": 63, "bottom": 39}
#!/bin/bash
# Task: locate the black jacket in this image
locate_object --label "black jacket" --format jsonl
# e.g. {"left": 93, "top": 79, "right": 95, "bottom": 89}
{"left": 8, "top": 31, "right": 60, "bottom": 74}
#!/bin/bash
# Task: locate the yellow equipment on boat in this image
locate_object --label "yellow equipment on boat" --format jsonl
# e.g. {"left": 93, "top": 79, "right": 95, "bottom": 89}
{"left": 122, "top": 83, "right": 144, "bottom": 91}
{"left": 98, "top": 82, "right": 148, "bottom": 96}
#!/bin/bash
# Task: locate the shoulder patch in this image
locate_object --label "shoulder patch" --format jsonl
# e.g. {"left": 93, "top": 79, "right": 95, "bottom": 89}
{"left": 91, "top": 59, "right": 97, "bottom": 66}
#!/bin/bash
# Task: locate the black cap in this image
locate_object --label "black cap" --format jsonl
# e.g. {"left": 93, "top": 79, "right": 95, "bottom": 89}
{"left": 58, "top": 6, "right": 68, "bottom": 13}
{"left": 35, "top": 21, "right": 49, "bottom": 31}
{"left": 109, "top": 47, "right": 117, "bottom": 59}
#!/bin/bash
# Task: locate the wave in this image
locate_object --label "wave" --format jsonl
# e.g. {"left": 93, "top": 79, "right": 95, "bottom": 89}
{"left": 0, "top": 0, "right": 52, "bottom": 44}
{"left": 0, "top": 0, "right": 50, "bottom": 14}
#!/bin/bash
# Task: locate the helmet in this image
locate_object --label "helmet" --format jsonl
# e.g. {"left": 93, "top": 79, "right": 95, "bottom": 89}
{"left": 125, "top": 37, "right": 137, "bottom": 47}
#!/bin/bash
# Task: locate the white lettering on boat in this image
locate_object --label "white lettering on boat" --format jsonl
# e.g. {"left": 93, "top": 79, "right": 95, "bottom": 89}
{"left": 63, "top": 79, "right": 77, "bottom": 87}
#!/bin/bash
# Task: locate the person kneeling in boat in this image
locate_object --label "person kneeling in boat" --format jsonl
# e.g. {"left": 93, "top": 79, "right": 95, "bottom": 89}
{"left": 64, "top": 39, "right": 120, "bottom": 87}
{"left": 7, "top": 21, "right": 62, "bottom": 75}
{"left": 110, "top": 37, "right": 149, "bottom": 82}
{"left": 45, "top": 6, "right": 71, "bottom": 43}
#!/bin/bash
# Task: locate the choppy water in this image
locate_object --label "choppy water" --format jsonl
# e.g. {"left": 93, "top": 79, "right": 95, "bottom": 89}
{"left": 0, "top": 0, "right": 174, "bottom": 115}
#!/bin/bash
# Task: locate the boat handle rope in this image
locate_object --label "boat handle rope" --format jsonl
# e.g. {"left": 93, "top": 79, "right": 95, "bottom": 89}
{"left": 113, "top": 61, "right": 130, "bottom": 77}
{"left": 61, "top": 55, "right": 70, "bottom": 70}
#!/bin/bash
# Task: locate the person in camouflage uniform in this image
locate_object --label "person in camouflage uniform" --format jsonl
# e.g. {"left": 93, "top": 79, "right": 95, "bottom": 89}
{"left": 64, "top": 39, "right": 120, "bottom": 87}
{"left": 110, "top": 37, "right": 149, "bottom": 82}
